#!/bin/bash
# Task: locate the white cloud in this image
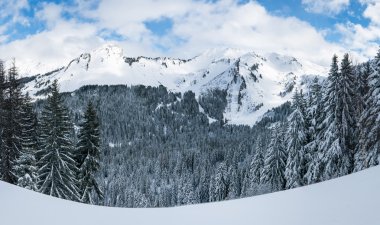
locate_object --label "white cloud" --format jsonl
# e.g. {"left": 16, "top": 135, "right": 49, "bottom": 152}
{"left": 0, "top": 0, "right": 30, "bottom": 25}
{"left": 336, "top": 1, "right": 380, "bottom": 59}
{"left": 36, "top": 2, "right": 64, "bottom": 28}
{"left": 0, "top": 1, "right": 105, "bottom": 74}
{"left": 302, "top": 0, "right": 350, "bottom": 15}
{"left": 0, "top": 0, "right": 370, "bottom": 73}
{"left": 0, "top": 0, "right": 30, "bottom": 43}
{"left": 75, "top": 0, "right": 345, "bottom": 65}
{"left": 363, "top": 1, "right": 380, "bottom": 24}
{"left": 165, "top": 1, "right": 343, "bottom": 65}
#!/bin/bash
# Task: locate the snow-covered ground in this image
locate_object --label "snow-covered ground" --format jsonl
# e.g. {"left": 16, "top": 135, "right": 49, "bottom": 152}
{"left": 1, "top": 166, "right": 379, "bottom": 225}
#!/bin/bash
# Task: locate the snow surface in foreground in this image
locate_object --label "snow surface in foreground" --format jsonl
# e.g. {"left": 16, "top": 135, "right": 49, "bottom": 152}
{"left": 1, "top": 166, "right": 379, "bottom": 225}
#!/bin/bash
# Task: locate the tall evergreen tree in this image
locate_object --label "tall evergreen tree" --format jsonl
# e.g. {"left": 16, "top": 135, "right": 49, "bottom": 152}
{"left": 227, "top": 165, "right": 240, "bottom": 199}
{"left": 0, "top": 60, "right": 5, "bottom": 178}
{"left": 356, "top": 62, "right": 371, "bottom": 116}
{"left": 250, "top": 136, "right": 265, "bottom": 185}
{"left": 209, "top": 162, "right": 228, "bottom": 202}
{"left": 76, "top": 101, "right": 103, "bottom": 204}
{"left": 304, "top": 78, "right": 323, "bottom": 184}
{"left": 1, "top": 62, "right": 23, "bottom": 184}
{"left": 261, "top": 123, "right": 287, "bottom": 191}
{"left": 298, "top": 89, "right": 309, "bottom": 127}
{"left": 13, "top": 93, "right": 38, "bottom": 190}
{"left": 338, "top": 53, "right": 357, "bottom": 164}
{"left": 354, "top": 48, "right": 380, "bottom": 171}
{"left": 318, "top": 54, "right": 356, "bottom": 181}
{"left": 243, "top": 135, "right": 265, "bottom": 195}
{"left": 177, "top": 173, "right": 196, "bottom": 205}
{"left": 37, "top": 80, "right": 80, "bottom": 201}
{"left": 361, "top": 62, "right": 371, "bottom": 96}
{"left": 285, "top": 91, "right": 307, "bottom": 189}
{"left": 319, "top": 55, "right": 346, "bottom": 180}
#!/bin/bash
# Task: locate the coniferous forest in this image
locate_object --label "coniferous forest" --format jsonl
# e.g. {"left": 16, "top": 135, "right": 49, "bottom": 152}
{"left": 0, "top": 48, "right": 379, "bottom": 207}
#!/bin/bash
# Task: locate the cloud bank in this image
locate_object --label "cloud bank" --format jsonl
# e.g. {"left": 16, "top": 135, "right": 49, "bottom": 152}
{"left": 0, "top": 0, "right": 379, "bottom": 74}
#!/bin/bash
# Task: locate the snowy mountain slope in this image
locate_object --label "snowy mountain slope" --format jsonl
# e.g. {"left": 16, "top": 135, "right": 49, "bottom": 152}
{"left": 23, "top": 44, "right": 328, "bottom": 125}
{"left": 1, "top": 166, "right": 379, "bottom": 225}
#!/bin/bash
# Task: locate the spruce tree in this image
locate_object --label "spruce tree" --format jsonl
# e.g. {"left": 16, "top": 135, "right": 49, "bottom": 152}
{"left": 13, "top": 93, "right": 38, "bottom": 190}
{"left": 0, "top": 60, "right": 5, "bottom": 178}
{"left": 318, "top": 54, "right": 356, "bottom": 181}
{"left": 318, "top": 55, "right": 345, "bottom": 180}
{"left": 261, "top": 123, "right": 287, "bottom": 191}
{"left": 354, "top": 48, "right": 380, "bottom": 171}
{"left": 76, "top": 101, "right": 103, "bottom": 204}
{"left": 339, "top": 53, "right": 357, "bottom": 164}
{"left": 249, "top": 136, "right": 265, "bottom": 187}
{"left": 177, "top": 173, "right": 196, "bottom": 205}
{"left": 361, "top": 62, "right": 371, "bottom": 96}
{"left": 37, "top": 80, "right": 80, "bottom": 201}
{"left": 209, "top": 162, "right": 228, "bottom": 202}
{"left": 1, "top": 62, "right": 23, "bottom": 184}
{"left": 285, "top": 90, "right": 307, "bottom": 189}
{"left": 227, "top": 165, "right": 240, "bottom": 199}
{"left": 356, "top": 62, "right": 370, "bottom": 116}
{"left": 298, "top": 89, "right": 309, "bottom": 128}
{"left": 304, "top": 78, "right": 323, "bottom": 184}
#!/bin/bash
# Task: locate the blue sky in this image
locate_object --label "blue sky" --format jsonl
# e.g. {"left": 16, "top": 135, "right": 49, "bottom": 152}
{"left": 0, "top": 0, "right": 379, "bottom": 69}
{"left": 258, "top": 0, "right": 370, "bottom": 42}
{"left": 0, "top": 0, "right": 373, "bottom": 43}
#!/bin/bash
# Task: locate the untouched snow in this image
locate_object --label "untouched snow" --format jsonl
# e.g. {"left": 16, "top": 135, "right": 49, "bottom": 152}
{"left": 23, "top": 43, "right": 328, "bottom": 125}
{"left": 1, "top": 166, "right": 379, "bottom": 225}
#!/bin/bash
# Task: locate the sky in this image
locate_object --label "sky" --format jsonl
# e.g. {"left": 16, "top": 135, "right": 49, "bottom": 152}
{"left": 0, "top": 0, "right": 379, "bottom": 71}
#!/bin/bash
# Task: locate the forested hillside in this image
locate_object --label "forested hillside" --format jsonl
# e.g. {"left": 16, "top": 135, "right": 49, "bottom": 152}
{"left": 49, "top": 84, "right": 290, "bottom": 207}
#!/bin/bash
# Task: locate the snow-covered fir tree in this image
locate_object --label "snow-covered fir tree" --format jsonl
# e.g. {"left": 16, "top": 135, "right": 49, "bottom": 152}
{"left": 243, "top": 136, "right": 265, "bottom": 195}
{"left": 318, "top": 54, "right": 356, "bottom": 181}
{"left": 197, "top": 169, "right": 210, "bottom": 203}
{"left": 76, "top": 101, "right": 103, "bottom": 204}
{"left": 209, "top": 162, "right": 228, "bottom": 202}
{"left": 298, "top": 89, "right": 309, "bottom": 131}
{"left": 13, "top": 93, "right": 39, "bottom": 190}
{"left": 354, "top": 48, "right": 380, "bottom": 171}
{"left": 1, "top": 63, "right": 23, "bottom": 184}
{"left": 261, "top": 123, "right": 287, "bottom": 191}
{"left": 37, "top": 80, "right": 80, "bottom": 201}
{"left": 177, "top": 173, "right": 197, "bottom": 205}
{"left": 285, "top": 90, "right": 307, "bottom": 189}
{"left": 318, "top": 55, "right": 347, "bottom": 181}
{"left": 227, "top": 165, "right": 240, "bottom": 199}
{"left": 356, "top": 62, "right": 371, "bottom": 117}
{"left": 0, "top": 60, "right": 5, "bottom": 178}
{"left": 339, "top": 53, "right": 358, "bottom": 163}
{"left": 304, "top": 77, "right": 323, "bottom": 184}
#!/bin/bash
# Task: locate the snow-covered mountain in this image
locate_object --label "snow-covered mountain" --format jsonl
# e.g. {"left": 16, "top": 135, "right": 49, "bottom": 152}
{"left": 1, "top": 166, "right": 379, "bottom": 225}
{"left": 23, "top": 44, "right": 328, "bottom": 125}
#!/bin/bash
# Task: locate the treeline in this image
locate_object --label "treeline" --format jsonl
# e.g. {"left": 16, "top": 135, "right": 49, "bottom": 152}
{"left": 0, "top": 61, "right": 102, "bottom": 204}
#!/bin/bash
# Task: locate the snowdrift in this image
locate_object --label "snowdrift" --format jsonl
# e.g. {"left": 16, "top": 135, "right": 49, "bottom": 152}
{"left": 1, "top": 166, "right": 379, "bottom": 225}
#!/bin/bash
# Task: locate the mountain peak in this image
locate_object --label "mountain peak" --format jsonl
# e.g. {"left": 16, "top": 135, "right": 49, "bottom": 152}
{"left": 195, "top": 47, "right": 252, "bottom": 61}
{"left": 91, "top": 43, "right": 124, "bottom": 59}
{"left": 23, "top": 44, "right": 328, "bottom": 125}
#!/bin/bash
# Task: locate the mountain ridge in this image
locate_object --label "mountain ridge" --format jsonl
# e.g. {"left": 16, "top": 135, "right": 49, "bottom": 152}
{"left": 22, "top": 43, "right": 328, "bottom": 125}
